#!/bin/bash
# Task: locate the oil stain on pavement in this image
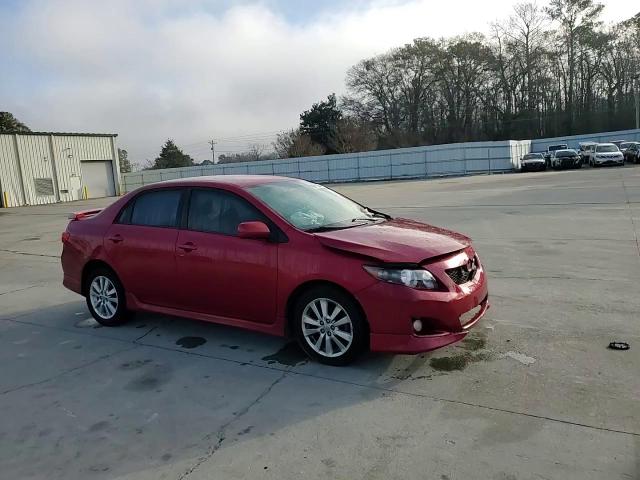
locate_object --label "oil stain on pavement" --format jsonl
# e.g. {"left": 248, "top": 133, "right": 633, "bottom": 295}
{"left": 429, "top": 332, "right": 490, "bottom": 372}
{"left": 175, "top": 336, "right": 207, "bottom": 349}
{"left": 262, "top": 342, "right": 307, "bottom": 366}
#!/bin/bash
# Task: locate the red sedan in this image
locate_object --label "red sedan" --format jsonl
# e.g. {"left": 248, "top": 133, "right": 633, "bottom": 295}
{"left": 62, "top": 176, "right": 488, "bottom": 365}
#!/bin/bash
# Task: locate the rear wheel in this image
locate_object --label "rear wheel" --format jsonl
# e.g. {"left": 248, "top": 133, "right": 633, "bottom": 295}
{"left": 85, "top": 267, "right": 130, "bottom": 326}
{"left": 293, "top": 286, "right": 367, "bottom": 366}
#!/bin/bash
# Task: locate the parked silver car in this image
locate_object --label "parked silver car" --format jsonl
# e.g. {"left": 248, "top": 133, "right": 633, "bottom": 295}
{"left": 590, "top": 143, "right": 624, "bottom": 167}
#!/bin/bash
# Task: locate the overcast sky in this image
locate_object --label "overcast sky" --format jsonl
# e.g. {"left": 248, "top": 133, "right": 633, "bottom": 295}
{"left": 1, "top": 0, "right": 637, "bottom": 166}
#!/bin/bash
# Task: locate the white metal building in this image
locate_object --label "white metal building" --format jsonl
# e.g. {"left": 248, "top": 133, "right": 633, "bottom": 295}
{"left": 0, "top": 132, "right": 120, "bottom": 207}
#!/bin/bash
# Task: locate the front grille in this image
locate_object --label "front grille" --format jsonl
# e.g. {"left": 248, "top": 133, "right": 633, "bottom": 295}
{"left": 446, "top": 256, "right": 478, "bottom": 285}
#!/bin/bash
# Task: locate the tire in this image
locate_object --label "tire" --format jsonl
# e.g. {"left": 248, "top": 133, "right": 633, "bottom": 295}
{"left": 293, "top": 286, "right": 368, "bottom": 366}
{"left": 85, "top": 267, "right": 130, "bottom": 326}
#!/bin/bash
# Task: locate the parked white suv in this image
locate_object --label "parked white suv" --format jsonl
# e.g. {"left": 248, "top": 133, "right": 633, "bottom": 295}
{"left": 591, "top": 143, "right": 624, "bottom": 167}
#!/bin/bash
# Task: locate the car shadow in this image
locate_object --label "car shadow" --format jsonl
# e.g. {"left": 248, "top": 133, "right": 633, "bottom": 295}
{"left": 0, "top": 299, "right": 488, "bottom": 479}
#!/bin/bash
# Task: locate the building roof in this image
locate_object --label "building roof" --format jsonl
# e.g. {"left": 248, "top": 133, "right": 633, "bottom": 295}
{"left": 0, "top": 131, "right": 117, "bottom": 137}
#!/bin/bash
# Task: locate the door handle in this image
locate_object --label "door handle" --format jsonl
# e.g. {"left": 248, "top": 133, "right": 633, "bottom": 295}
{"left": 178, "top": 242, "right": 197, "bottom": 252}
{"left": 107, "top": 234, "right": 123, "bottom": 243}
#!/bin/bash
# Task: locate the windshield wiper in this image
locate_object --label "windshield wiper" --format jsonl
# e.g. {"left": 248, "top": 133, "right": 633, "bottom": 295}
{"left": 306, "top": 224, "right": 350, "bottom": 233}
{"left": 306, "top": 216, "right": 386, "bottom": 233}
{"left": 365, "top": 208, "right": 391, "bottom": 219}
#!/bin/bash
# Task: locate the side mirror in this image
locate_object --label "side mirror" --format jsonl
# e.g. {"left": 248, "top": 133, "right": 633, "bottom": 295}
{"left": 237, "top": 221, "right": 271, "bottom": 240}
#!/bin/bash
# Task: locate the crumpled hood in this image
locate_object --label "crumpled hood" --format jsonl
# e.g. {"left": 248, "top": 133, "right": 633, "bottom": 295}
{"left": 314, "top": 218, "right": 470, "bottom": 263}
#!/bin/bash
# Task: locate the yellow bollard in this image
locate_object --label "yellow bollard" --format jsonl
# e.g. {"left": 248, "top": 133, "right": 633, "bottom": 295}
{"left": 2, "top": 191, "right": 8, "bottom": 208}
{"left": 82, "top": 186, "right": 89, "bottom": 199}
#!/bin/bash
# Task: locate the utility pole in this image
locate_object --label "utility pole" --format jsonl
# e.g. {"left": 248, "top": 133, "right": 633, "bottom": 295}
{"left": 208, "top": 139, "right": 217, "bottom": 164}
{"left": 635, "top": 76, "right": 639, "bottom": 130}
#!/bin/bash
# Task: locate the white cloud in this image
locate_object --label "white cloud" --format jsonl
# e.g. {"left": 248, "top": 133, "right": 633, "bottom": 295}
{"left": 2, "top": 0, "right": 637, "bottom": 164}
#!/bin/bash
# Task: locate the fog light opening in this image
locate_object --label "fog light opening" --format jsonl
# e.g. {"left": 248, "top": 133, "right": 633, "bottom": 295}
{"left": 412, "top": 319, "right": 423, "bottom": 333}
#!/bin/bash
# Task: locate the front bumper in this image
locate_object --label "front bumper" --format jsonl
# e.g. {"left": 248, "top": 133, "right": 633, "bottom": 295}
{"left": 357, "top": 248, "right": 489, "bottom": 354}
{"left": 594, "top": 158, "right": 624, "bottom": 166}
{"left": 555, "top": 158, "right": 581, "bottom": 168}
{"left": 369, "top": 296, "right": 489, "bottom": 353}
{"left": 521, "top": 162, "right": 545, "bottom": 171}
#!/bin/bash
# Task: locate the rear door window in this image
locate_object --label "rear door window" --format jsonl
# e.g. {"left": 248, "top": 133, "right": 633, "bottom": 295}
{"left": 128, "top": 189, "right": 183, "bottom": 228}
{"left": 187, "top": 189, "right": 267, "bottom": 236}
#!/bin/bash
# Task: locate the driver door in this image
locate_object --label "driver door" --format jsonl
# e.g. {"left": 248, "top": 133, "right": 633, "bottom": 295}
{"left": 175, "top": 188, "right": 279, "bottom": 324}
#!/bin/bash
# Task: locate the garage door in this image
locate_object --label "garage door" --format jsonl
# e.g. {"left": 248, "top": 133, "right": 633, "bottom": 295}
{"left": 81, "top": 161, "right": 116, "bottom": 198}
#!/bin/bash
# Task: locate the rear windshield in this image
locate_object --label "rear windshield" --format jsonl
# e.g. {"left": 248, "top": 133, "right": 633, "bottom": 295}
{"left": 596, "top": 145, "right": 619, "bottom": 153}
{"left": 523, "top": 154, "right": 543, "bottom": 160}
{"left": 620, "top": 142, "right": 632, "bottom": 149}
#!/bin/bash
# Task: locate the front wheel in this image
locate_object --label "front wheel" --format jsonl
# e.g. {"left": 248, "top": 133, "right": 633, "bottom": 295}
{"left": 86, "top": 268, "right": 130, "bottom": 326}
{"left": 293, "top": 286, "right": 368, "bottom": 366}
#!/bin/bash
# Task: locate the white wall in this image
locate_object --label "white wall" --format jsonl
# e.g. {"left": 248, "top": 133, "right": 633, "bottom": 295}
{"left": 122, "top": 127, "right": 640, "bottom": 193}
{"left": 122, "top": 139, "right": 521, "bottom": 193}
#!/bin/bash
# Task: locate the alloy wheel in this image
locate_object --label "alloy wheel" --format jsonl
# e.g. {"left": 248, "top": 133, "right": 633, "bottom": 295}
{"left": 89, "top": 275, "right": 119, "bottom": 320}
{"left": 301, "top": 298, "right": 353, "bottom": 358}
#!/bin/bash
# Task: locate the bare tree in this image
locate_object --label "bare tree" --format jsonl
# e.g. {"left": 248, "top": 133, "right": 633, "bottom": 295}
{"left": 546, "top": 0, "right": 604, "bottom": 132}
{"left": 332, "top": 118, "right": 378, "bottom": 154}
{"left": 273, "top": 129, "right": 325, "bottom": 158}
{"left": 248, "top": 143, "right": 265, "bottom": 161}
{"left": 340, "top": 2, "right": 637, "bottom": 145}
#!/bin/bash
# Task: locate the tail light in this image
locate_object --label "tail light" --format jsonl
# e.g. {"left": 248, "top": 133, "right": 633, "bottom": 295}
{"left": 61, "top": 232, "right": 70, "bottom": 243}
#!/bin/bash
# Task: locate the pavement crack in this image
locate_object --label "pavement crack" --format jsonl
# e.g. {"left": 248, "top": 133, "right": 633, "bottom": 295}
{"left": 488, "top": 274, "right": 605, "bottom": 281}
{"left": 378, "top": 201, "right": 638, "bottom": 209}
{"left": 0, "top": 284, "right": 41, "bottom": 296}
{"left": 4, "top": 310, "right": 639, "bottom": 439}
{"left": 621, "top": 178, "right": 640, "bottom": 259}
{"left": 134, "top": 325, "right": 157, "bottom": 343}
{"left": 0, "top": 345, "right": 137, "bottom": 396}
{"left": 0, "top": 248, "right": 59, "bottom": 259}
{"left": 177, "top": 372, "right": 286, "bottom": 479}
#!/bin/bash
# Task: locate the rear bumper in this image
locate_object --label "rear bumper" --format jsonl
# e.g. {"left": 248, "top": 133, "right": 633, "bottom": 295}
{"left": 63, "top": 274, "right": 82, "bottom": 295}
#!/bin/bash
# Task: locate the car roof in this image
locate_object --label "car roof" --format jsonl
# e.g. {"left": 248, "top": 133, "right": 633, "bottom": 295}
{"left": 555, "top": 149, "right": 577, "bottom": 154}
{"left": 142, "top": 175, "right": 298, "bottom": 190}
{"left": 579, "top": 141, "right": 596, "bottom": 145}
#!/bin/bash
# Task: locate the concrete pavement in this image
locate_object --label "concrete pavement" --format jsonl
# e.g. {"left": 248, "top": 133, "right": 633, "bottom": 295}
{"left": 1, "top": 166, "right": 638, "bottom": 479}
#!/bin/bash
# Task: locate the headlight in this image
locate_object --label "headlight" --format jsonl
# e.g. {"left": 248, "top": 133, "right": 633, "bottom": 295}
{"left": 363, "top": 265, "right": 438, "bottom": 290}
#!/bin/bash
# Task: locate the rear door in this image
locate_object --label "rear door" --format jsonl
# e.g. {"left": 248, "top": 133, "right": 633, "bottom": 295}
{"left": 104, "top": 188, "right": 185, "bottom": 307}
{"left": 175, "top": 188, "right": 278, "bottom": 324}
